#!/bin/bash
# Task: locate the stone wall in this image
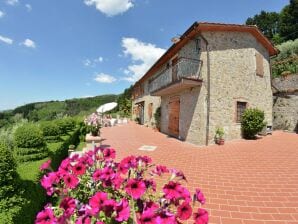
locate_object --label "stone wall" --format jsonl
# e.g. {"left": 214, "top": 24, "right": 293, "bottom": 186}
{"left": 204, "top": 31, "right": 273, "bottom": 142}
{"left": 272, "top": 74, "right": 298, "bottom": 132}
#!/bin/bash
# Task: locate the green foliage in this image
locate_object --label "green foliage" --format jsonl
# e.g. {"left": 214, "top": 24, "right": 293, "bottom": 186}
{"left": 246, "top": 0, "right": 298, "bottom": 43}
{"left": 279, "top": 0, "right": 298, "bottom": 41}
{"left": 272, "top": 38, "right": 298, "bottom": 77}
{"left": 241, "top": 108, "right": 266, "bottom": 139}
{"left": 246, "top": 11, "right": 280, "bottom": 41}
{"left": 215, "top": 127, "right": 225, "bottom": 139}
{"left": 115, "top": 86, "right": 133, "bottom": 117}
{"left": 154, "top": 107, "right": 161, "bottom": 129}
{"left": 14, "top": 123, "right": 45, "bottom": 148}
{"left": 15, "top": 146, "right": 49, "bottom": 163}
{"left": 39, "top": 121, "right": 61, "bottom": 137}
{"left": 55, "top": 117, "right": 76, "bottom": 134}
{"left": 0, "top": 140, "right": 18, "bottom": 199}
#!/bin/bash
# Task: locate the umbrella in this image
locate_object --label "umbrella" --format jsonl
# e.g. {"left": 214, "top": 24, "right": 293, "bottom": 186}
{"left": 96, "top": 102, "right": 118, "bottom": 114}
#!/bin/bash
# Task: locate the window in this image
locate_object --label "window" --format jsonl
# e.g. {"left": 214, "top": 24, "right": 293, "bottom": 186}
{"left": 256, "top": 52, "right": 264, "bottom": 77}
{"left": 236, "top": 102, "right": 247, "bottom": 123}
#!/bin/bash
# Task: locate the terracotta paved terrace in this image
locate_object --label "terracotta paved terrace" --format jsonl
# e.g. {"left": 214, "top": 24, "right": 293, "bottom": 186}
{"left": 100, "top": 122, "right": 298, "bottom": 224}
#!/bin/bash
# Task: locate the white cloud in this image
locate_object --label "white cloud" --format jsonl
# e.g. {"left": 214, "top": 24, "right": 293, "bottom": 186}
{"left": 94, "top": 73, "right": 117, "bottom": 83}
{"left": 121, "top": 37, "right": 166, "bottom": 82}
{"left": 0, "top": 10, "right": 5, "bottom": 18}
{"left": 25, "top": 4, "right": 32, "bottom": 12}
{"left": 0, "top": 35, "right": 13, "bottom": 45}
{"left": 83, "top": 56, "right": 104, "bottom": 67}
{"left": 21, "top": 39, "right": 36, "bottom": 48}
{"left": 6, "top": 0, "right": 19, "bottom": 6}
{"left": 84, "top": 0, "right": 134, "bottom": 16}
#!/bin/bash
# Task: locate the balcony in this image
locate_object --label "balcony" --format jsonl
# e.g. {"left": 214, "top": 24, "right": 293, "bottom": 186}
{"left": 149, "top": 57, "right": 203, "bottom": 96}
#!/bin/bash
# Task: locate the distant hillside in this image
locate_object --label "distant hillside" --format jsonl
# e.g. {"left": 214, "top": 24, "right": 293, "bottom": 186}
{"left": 0, "top": 94, "right": 118, "bottom": 127}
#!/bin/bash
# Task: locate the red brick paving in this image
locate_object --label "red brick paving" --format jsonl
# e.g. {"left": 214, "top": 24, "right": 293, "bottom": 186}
{"left": 101, "top": 122, "right": 298, "bottom": 224}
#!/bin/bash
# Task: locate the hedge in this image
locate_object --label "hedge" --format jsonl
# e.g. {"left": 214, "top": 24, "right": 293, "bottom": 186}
{"left": 14, "top": 123, "right": 45, "bottom": 148}
{"left": 11, "top": 126, "right": 81, "bottom": 224}
{"left": 39, "top": 121, "right": 61, "bottom": 137}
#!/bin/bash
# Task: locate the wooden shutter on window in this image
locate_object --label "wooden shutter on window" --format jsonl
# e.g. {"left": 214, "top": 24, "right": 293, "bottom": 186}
{"left": 148, "top": 103, "right": 153, "bottom": 120}
{"left": 256, "top": 52, "right": 264, "bottom": 77}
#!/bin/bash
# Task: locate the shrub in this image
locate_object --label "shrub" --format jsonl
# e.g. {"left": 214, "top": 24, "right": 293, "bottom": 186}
{"left": 55, "top": 118, "right": 76, "bottom": 134}
{"left": 154, "top": 107, "right": 161, "bottom": 129}
{"left": 36, "top": 148, "right": 209, "bottom": 223}
{"left": 15, "top": 146, "right": 49, "bottom": 163}
{"left": 0, "top": 140, "right": 18, "bottom": 199}
{"left": 40, "top": 121, "right": 61, "bottom": 137}
{"left": 14, "top": 123, "right": 45, "bottom": 148}
{"left": 241, "top": 108, "right": 266, "bottom": 139}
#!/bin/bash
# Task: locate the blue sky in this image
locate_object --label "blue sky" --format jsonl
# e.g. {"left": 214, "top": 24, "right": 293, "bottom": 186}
{"left": 0, "top": 0, "right": 288, "bottom": 110}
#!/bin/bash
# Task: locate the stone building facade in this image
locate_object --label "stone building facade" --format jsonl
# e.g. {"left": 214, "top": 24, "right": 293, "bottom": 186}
{"left": 132, "top": 22, "right": 278, "bottom": 145}
{"left": 272, "top": 74, "right": 298, "bottom": 132}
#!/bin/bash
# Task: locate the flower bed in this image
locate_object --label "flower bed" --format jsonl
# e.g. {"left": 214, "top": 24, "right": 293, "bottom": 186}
{"left": 37, "top": 147, "right": 208, "bottom": 223}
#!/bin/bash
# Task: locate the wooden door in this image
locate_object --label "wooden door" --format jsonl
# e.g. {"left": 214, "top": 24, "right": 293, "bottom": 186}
{"left": 172, "top": 57, "right": 179, "bottom": 82}
{"left": 168, "top": 97, "right": 180, "bottom": 138}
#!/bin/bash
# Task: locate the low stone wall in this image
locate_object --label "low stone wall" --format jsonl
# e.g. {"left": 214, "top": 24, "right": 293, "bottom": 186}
{"left": 272, "top": 74, "right": 298, "bottom": 132}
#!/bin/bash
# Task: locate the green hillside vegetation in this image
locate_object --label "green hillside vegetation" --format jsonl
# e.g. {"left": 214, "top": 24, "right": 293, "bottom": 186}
{"left": 246, "top": 0, "right": 298, "bottom": 44}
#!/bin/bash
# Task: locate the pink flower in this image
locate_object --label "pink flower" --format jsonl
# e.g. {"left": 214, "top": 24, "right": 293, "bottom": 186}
{"left": 35, "top": 206, "right": 57, "bottom": 224}
{"left": 102, "top": 148, "right": 116, "bottom": 160}
{"left": 40, "top": 172, "right": 58, "bottom": 196}
{"left": 102, "top": 199, "right": 116, "bottom": 217}
{"left": 63, "top": 174, "right": 79, "bottom": 189}
{"left": 156, "top": 211, "right": 176, "bottom": 224}
{"left": 92, "top": 169, "right": 101, "bottom": 181}
{"left": 125, "top": 179, "right": 146, "bottom": 199}
{"left": 72, "top": 163, "right": 86, "bottom": 176}
{"left": 193, "top": 208, "right": 209, "bottom": 224}
{"left": 115, "top": 199, "right": 130, "bottom": 222}
{"left": 59, "top": 197, "right": 76, "bottom": 218}
{"left": 118, "top": 156, "right": 137, "bottom": 174}
{"left": 75, "top": 215, "right": 91, "bottom": 224}
{"left": 40, "top": 160, "right": 51, "bottom": 171}
{"left": 177, "top": 201, "right": 192, "bottom": 220}
{"left": 195, "top": 188, "right": 206, "bottom": 205}
{"left": 89, "top": 192, "right": 108, "bottom": 215}
{"left": 152, "top": 165, "right": 169, "bottom": 176}
{"left": 138, "top": 209, "right": 157, "bottom": 224}
{"left": 163, "top": 181, "right": 182, "bottom": 200}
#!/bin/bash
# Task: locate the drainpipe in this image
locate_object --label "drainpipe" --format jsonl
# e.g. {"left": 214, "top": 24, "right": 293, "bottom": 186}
{"left": 199, "top": 33, "right": 211, "bottom": 146}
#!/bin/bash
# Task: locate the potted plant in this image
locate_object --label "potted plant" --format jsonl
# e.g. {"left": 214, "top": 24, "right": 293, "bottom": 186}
{"left": 215, "top": 127, "right": 225, "bottom": 145}
{"left": 84, "top": 113, "right": 101, "bottom": 137}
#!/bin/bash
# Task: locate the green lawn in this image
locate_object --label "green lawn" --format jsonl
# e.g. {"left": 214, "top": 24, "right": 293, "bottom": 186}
{"left": 17, "top": 158, "right": 48, "bottom": 181}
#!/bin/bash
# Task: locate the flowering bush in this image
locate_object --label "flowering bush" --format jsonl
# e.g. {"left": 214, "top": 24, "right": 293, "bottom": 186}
{"left": 84, "top": 113, "right": 101, "bottom": 136}
{"left": 36, "top": 147, "right": 208, "bottom": 224}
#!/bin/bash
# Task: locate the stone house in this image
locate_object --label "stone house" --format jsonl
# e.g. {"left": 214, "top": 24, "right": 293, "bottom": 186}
{"left": 132, "top": 22, "right": 278, "bottom": 145}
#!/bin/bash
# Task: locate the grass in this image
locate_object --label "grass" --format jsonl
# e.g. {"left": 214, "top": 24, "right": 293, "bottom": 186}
{"left": 17, "top": 158, "right": 48, "bottom": 181}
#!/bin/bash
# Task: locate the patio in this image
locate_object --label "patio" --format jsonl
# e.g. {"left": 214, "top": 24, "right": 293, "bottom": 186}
{"left": 100, "top": 122, "right": 298, "bottom": 224}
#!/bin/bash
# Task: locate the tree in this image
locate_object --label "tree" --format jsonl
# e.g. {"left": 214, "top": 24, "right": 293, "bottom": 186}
{"left": 279, "top": 0, "right": 298, "bottom": 41}
{"left": 246, "top": 11, "right": 280, "bottom": 42}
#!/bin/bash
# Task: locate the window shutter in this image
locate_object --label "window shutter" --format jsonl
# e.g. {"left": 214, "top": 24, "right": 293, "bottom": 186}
{"left": 256, "top": 52, "right": 264, "bottom": 77}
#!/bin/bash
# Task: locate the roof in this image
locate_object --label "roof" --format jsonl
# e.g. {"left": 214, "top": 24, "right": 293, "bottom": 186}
{"left": 134, "top": 22, "right": 278, "bottom": 86}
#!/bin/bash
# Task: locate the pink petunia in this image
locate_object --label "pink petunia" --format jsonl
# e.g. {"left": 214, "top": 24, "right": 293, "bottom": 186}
{"left": 40, "top": 160, "right": 51, "bottom": 171}
{"left": 102, "top": 148, "right": 116, "bottom": 160}
{"left": 177, "top": 201, "right": 192, "bottom": 220}
{"left": 102, "top": 199, "right": 116, "bottom": 217}
{"left": 138, "top": 209, "right": 157, "bottom": 224}
{"left": 156, "top": 210, "right": 176, "bottom": 224}
{"left": 163, "top": 181, "right": 182, "bottom": 200}
{"left": 59, "top": 197, "right": 76, "bottom": 218}
{"left": 115, "top": 199, "right": 130, "bottom": 222}
{"left": 63, "top": 174, "right": 79, "bottom": 189}
{"left": 72, "top": 163, "right": 86, "bottom": 176}
{"left": 195, "top": 188, "right": 206, "bottom": 205}
{"left": 118, "top": 156, "right": 137, "bottom": 174}
{"left": 125, "top": 179, "right": 146, "bottom": 199}
{"left": 151, "top": 165, "right": 169, "bottom": 176}
{"left": 89, "top": 192, "right": 108, "bottom": 215}
{"left": 35, "top": 206, "right": 57, "bottom": 224}
{"left": 193, "top": 208, "right": 209, "bottom": 224}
